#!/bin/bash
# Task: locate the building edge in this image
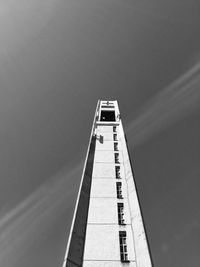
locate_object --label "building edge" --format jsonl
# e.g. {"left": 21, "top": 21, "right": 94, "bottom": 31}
{"left": 62, "top": 100, "right": 100, "bottom": 267}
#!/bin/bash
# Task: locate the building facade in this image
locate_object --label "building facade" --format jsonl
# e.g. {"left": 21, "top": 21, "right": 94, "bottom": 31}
{"left": 63, "top": 100, "right": 153, "bottom": 267}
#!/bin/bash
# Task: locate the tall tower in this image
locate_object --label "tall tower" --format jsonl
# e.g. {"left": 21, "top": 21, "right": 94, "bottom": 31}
{"left": 63, "top": 100, "right": 153, "bottom": 267}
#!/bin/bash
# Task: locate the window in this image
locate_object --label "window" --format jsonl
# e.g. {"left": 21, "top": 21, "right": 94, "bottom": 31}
{"left": 113, "top": 126, "right": 117, "bottom": 132}
{"left": 115, "top": 153, "right": 119, "bottom": 163}
{"left": 113, "top": 133, "right": 117, "bottom": 141}
{"left": 116, "top": 182, "right": 123, "bottom": 199}
{"left": 100, "top": 110, "right": 116, "bottom": 121}
{"left": 101, "top": 105, "right": 114, "bottom": 109}
{"left": 115, "top": 166, "right": 121, "bottom": 179}
{"left": 119, "top": 231, "right": 129, "bottom": 262}
{"left": 114, "top": 142, "right": 119, "bottom": 151}
{"left": 117, "top": 203, "right": 125, "bottom": 225}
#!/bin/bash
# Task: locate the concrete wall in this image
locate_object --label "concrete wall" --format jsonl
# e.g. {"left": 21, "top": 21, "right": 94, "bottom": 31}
{"left": 64, "top": 136, "right": 96, "bottom": 267}
{"left": 119, "top": 123, "right": 153, "bottom": 267}
{"left": 83, "top": 124, "right": 137, "bottom": 266}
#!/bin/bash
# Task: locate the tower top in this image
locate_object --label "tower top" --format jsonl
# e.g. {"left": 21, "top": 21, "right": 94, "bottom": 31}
{"left": 96, "top": 100, "right": 120, "bottom": 123}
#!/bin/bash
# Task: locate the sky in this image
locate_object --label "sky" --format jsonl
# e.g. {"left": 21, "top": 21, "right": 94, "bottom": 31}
{"left": 0, "top": 0, "right": 200, "bottom": 266}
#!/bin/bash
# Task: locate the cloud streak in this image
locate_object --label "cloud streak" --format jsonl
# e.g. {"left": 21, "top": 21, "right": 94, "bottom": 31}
{"left": 126, "top": 61, "right": 200, "bottom": 146}
{"left": 0, "top": 163, "right": 82, "bottom": 266}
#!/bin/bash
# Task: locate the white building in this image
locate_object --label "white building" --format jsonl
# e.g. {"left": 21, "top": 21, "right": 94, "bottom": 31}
{"left": 63, "top": 100, "right": 153, "bottom": 267}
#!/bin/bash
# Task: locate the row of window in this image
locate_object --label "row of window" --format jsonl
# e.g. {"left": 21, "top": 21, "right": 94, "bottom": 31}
{"left": 114, "top": 142, "right": 119, "bottom": 151}
{"left": 113, "top": 133, "right": 117, "bottom": 141}
{"left": 118, "top": 203, "right": 125, "bottom": 225}
{"left": 116, "top": 182, "right": 122, "bottom": 199}
{"left": 113, "top": 126, "right": 129, "bottom": 263}
{"left": 115, "top": 153, "right": 120, "bottom": 163}
{"left": 115, "top": 165, "right": 120, "bottom": 179}
{"left": 119, "top": 231, "right": 129, "bottom": 262}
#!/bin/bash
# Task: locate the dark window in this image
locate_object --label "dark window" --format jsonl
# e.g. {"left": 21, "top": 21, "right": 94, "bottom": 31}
{"left": 115, "top": 153, "right": 119, "bottom": 163}
{"left": 113, "top": 126, "right": 117, "bottom": 132}
{"left": 113, "top": 134, "right": 117, "bottom": 141}
{"left": 117, "top": 203, "right": 125, "bottom": 225}
{"left": 100, "top": 111, "right": 115, "bottom": 121}
{"left": 116, "top": 182, "right": 123, "bottom": 199}
{"left": 119, "top": 231, "right": 129, "bottom": 262}
{"left": 115, "top": 166, "right": 121, "bottom": 179}
{"left": 114, "top": 142, "right": 118, "bottom": 151}
{"left": 101, "top": 105, "right": 114, "bottom": 109}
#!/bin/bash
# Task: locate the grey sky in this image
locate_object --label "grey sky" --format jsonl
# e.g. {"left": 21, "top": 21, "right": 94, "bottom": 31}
{"left": 0, "top": 0, "right": 200, "bottom": 266}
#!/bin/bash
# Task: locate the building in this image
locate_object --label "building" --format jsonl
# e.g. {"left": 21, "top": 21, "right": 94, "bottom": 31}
{"left": 63, "top": 100, "right": 153, "bottom": 267}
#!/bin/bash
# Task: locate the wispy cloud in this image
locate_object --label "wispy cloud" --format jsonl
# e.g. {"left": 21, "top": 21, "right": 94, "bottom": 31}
{"left": 126, "top": 61, "right": 200, "bottom": 146}
{"left": 0, "top": 163, "right": 82, "bottom": 266}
